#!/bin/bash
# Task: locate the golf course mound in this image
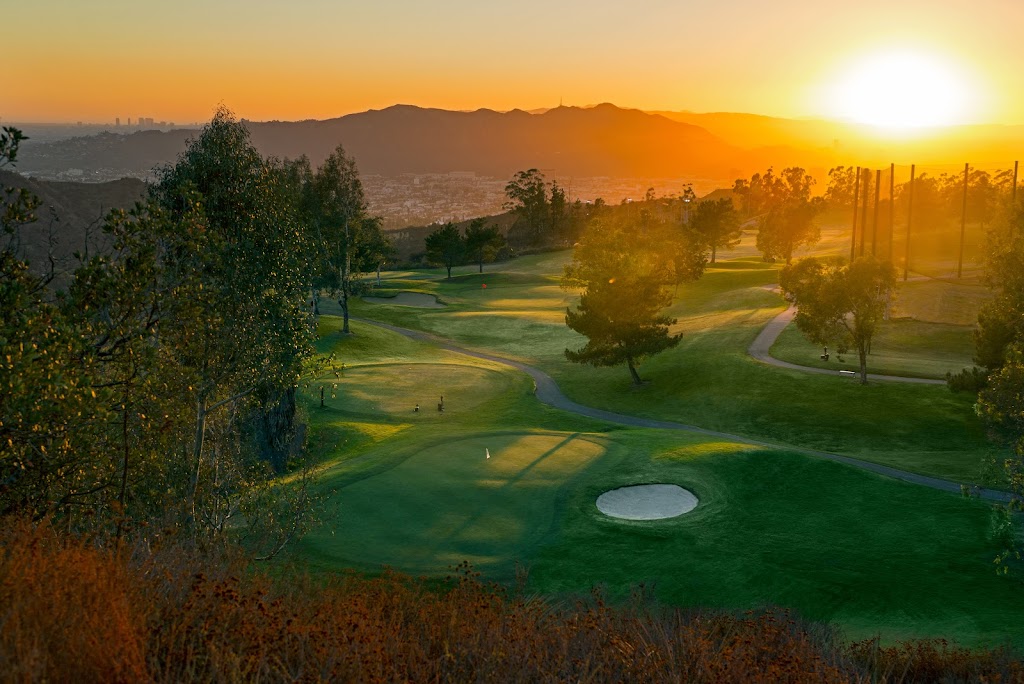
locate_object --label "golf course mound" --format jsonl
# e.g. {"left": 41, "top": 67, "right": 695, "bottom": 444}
{"left": 596, "top": 484, "right": 699, "bottom": 520}
{"left": 363, "top": 291, "right": 444, "bottom": 308}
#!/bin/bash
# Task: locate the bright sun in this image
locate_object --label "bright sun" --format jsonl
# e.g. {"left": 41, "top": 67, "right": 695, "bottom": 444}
{"left": 829, "top": 51, "right": 975, "bottom": 129}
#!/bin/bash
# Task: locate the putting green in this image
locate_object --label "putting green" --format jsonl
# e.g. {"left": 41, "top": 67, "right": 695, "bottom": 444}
{"left": 300, "top": 432, "right": 608, "bottom": 573}
{"left": 316, "top": 362, "right": 514, "bottom": 417}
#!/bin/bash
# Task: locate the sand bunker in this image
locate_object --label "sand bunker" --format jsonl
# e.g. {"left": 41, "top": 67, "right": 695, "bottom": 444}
{"left": 596, "top": 484, "right": 698, "bottom": 520}
{"left": 363, "top": 292, "right": 445, "bottom": 308}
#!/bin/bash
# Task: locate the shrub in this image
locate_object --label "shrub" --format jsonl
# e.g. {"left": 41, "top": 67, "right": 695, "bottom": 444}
{"left": 947, "top": 366, "right": 989, "bottom": 393}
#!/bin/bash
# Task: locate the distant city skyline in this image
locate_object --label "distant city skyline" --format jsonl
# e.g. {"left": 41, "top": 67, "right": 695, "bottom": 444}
{"left": 6, "top": 0, "right": 1024, "bottom": 127}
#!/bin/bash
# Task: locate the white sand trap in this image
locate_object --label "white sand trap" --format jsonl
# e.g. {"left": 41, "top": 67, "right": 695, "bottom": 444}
{"left": 362, "top": 291, "right": 445, "bottom": 308}
{"left": 596, "top": 484, "right": 698, "bottom": 520}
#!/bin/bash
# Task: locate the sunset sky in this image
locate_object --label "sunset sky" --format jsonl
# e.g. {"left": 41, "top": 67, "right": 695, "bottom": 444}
{"left": 7, "top": 0, "right": 1023, "bottom": 126}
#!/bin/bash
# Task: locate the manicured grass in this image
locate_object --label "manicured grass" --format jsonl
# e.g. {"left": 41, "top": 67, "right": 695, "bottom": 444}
{"left": 293, "top": 321, "right": 1024, "bottom": 649}
{"left": 771, "top": 318, "right": 975, "bottom": 379}
{"left": 895, "top": 277, "right": 991, "bottom": 325}
{"left": 528, "top": 430, "right": 1024, "bottom": 648}
{"left": 348, "top": 254, "right": 1004, "bottom": 484}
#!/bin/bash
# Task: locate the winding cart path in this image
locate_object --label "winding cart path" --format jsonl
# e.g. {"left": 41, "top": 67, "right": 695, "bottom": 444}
{"left": 353, "top": 316, "right": 1008, "bottom": 503}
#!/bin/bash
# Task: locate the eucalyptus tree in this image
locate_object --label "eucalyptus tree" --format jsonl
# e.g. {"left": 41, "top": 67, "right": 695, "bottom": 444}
{"left": 689, "top": 197, "right": 741, "bottom": 264}
{"left": 504, "top": 168, "right": 549, "bottom": 245}
{"left": 780, "top": 255, "right": 896, "bottom": 384}
{"left": 300, "top": 145, "right": 390, "bottom": 332}
{"left": 150, "top": 108, "right": 315, "bottom": 533}
{"left": 751, "top": 167, "right": 822, "bottom": 264}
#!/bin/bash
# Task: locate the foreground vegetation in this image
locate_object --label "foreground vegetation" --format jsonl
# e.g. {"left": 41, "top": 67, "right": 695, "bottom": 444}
{"left": 3, "top": 518, "right": 1022, "bottom": 683}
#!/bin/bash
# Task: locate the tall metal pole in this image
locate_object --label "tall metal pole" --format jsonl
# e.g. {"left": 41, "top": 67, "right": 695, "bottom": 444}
{"left": 904, "top": 164, "right": 915, "bottom": 281}
{"left": 888, "top": 163, "right": 895, "bottom": 261}
{"left": 850, "top": 166, "right": 861, "bottom": 261}
{"left": 872, "top": 169, "right": 881, "bottom": 256}
{"left": 957, "top": 162, "right": 968, "bottom": 279}
{"left": 859, "top": 168, "right": 870, "bottom": 256}
{"left": 1014, "top": 160, "right": 1019, "bottom": 205}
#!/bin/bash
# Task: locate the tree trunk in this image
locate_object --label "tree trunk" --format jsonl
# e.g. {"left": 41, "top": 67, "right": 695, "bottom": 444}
{"left": 479, "top": 259, "right": 483, "bottom": 274}
{"left": 446, "top": 265, "right": 452, "bottom": 279}
{"left": 626, "top": 357, "right": 643, "bottom": 385}
{"left": 188, "top": 396, "right": 209, "bottom": 527}
{"left": 342, "top": 218, "right": 351, "bottom": 333}
{"left": 339, "top": 289, "right": 349, "bottom": 334}
{"left": 116, "top": 384, "right": 131, "bottom": 540}
{"left": 711, "top": 244, "right": 717, "bottom": 264}
{"left": 858, "top": 344, "right": 868, "bottom": 385}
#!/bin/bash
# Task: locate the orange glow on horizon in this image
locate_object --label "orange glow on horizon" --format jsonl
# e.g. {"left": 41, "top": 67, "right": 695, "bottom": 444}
{"left": 4, "top": 1, "right": 1023, "bottom": 127}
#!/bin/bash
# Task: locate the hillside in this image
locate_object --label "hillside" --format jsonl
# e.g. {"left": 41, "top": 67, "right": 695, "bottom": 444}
{"left": 16, "top": 104, "right": 746, "bottom": 181}
{"left": 0, "top": 170, "right": 146, "bottom": 275}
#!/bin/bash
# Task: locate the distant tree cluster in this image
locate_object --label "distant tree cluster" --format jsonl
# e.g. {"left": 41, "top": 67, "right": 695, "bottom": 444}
{"left": 733, "top": 167, "right": 823, "bottom": 264}
{"left": 0, "top": 111, "right": 383, "bottom": 553}
{"left": 503, "top": 169, "right": 592, "bottom": 247}
{"left": 423, "top": 218, "right": 506, "bottom": 279}
{"left": 287, "top": 146, "right": 393, "bottom": 333}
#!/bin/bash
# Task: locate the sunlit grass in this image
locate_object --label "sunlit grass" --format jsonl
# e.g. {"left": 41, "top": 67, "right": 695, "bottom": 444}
{"left": 771, "top": 318, "right": 975, "bottom": 379}
{"left": 294, "top": 324, "right": 1024, "bottom": 647}
{"left": 345, "top": 249, "right": 1004, "bottom": 483}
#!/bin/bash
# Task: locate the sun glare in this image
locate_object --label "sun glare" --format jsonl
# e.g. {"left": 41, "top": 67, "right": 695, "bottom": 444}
{"left": 828, "top": 51, "right": 976, "bottom": 129}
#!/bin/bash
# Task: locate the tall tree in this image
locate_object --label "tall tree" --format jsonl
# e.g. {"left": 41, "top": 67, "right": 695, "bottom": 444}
{"left": 549, "top": 180, "right": 568, "bottom": 242}
{"left": 779, "top": 256, "right": 896, "bottom": 384}
{"left": 464, "top": 218, "right": 506, "bottom": 273}
{"left": 504, "top": 169, "right": 549, "bottom": 245}
{"left": 974, "top": 205, "right": 1024, "bottom": 573}
{"left": 562, "top": 217, "right": 699, "bottom": 385}
{"left": 689, "top": 197, "right": 741, "bottom": 264}
{"left": 299, "top": 144, "right": 389, "bottom": 333}
{"left": 425, "top": 222, "right": 466, "bottom": 279}
{"left": 824, "top": 166, "right": 858, "bottom": 210}
{"left": 754, "top": 167, "right": 822, "bottom": 264}
{"left": 150, "top": 108, "right": 315, "bottom": 534}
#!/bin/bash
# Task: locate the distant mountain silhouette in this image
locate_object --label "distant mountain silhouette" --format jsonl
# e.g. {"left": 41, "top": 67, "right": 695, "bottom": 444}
{"left": 17, "top": 104, "right": 748, "bottom": 180}
{"left": 14, "top": 104, "right": 1022, "bottom": 210}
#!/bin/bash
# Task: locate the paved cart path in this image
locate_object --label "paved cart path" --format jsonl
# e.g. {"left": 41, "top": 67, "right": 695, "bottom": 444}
{"left": 352, "top": 317, "right": 1009, "bottom": 503}
{"left": 748, "top": 305, "right": 945, "bottom": 385}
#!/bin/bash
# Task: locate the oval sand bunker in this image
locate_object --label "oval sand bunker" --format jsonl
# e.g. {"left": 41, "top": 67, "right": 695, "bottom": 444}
{"left": 596, "top": 484, "right": 698, "bottom": 520}
{"left": 363, "top": 291, "right": 445, "bottom": 308}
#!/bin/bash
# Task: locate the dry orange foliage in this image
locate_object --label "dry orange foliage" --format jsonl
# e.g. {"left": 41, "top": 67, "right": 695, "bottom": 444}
{"left": 0, "top": 519, "right": 1020, "bottom": 683}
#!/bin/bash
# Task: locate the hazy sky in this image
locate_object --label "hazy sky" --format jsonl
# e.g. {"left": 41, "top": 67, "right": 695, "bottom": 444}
{"left": 7, "top": 0, "right": 1023, "bottom": 124}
